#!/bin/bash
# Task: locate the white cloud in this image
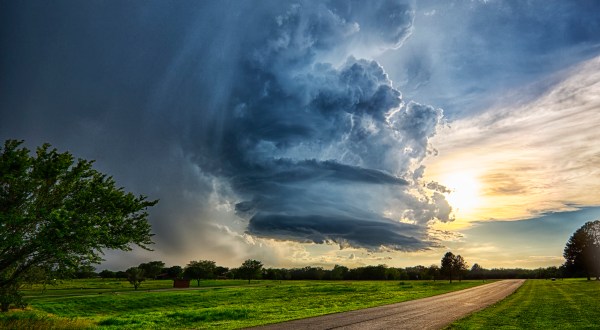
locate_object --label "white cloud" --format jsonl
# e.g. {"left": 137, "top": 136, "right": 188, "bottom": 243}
{"left": 425, "top": 55, "right": 600, "bottom": 223}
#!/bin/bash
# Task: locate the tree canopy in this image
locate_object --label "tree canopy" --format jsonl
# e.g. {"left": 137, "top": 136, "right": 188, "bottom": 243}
{"left": 126, "top": 267, "right": 145, "bottom": 290}
{"left": 238, "top": 259, "right": 263, "bottom": 283}
{"left": 0, "top": 140, "right": 157, "bottom": 310}
{"left": 138, "top": 261, "right": 165, "bottom": 279}
{"left": 184, "top": 260, "right": 216, "bottom": 286}
{"left": 440, "top": 252, "right": 468, "bottom": 283}
{"left": 564, "top": 220, "right": 600, "bottom": 280}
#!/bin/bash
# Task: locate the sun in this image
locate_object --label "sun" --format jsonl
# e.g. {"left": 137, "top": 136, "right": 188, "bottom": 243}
{"left": 442, "top": 171, "right": 482, "bottom": 216}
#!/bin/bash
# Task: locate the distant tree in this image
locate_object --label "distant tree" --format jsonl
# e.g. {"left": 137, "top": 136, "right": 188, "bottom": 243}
{"left": 138, "top": 261, "right": 165, "bottom": 279}
{"left": 303, "top": 266, "right": 326, "bottom": 280}
{"left": 0, "top": 140, "right": 157, "bottom": 311}
{"left": 362, "top": 265, "right": 388, "bottom": 280}
{"left": 99, "top": 270, "right": 116, "bottom": 279}
{"left": 441, "top": 252, "right": 455, "bottom": 283}
{"left": 427, "top": 265, "right": 440, "bottom": 281}
{"left": 126, "top": 267, "right": 145, "bottom": 290}
{"left": 453, "top": 255, "right": 468, "bottom": 282}
{"left": 74, "top": 264, "right": 97, "bottom": 279}
{"left": 115, "top": 271, "right": 128, "bottom": 279}
{"left": 406, "top": 265, "right": 428, "bottom": 280}
{"left": 385, "top": 267, "right": 401, "bottom": 280}
{"left": 165, "top": 266, "right": 183, "bottom": 279}
{"left": 470, "top": 263, "right": 485, "bottom": 280}
{"left": 238, "top": 259, "right": 263, "bottom": 283}
{"left": 471, "top": 263, "right": 483, "bottom": 273}
{"left": 214, "top": 266, "right": 229, "bottom": 278}
{"left": 563, "top": 220, "right": 600, "bottom": 280}
{"left": 331, "top": 265, "right": 349, "bottom": 280}
{"left": 440, "top": 252, "right": 468, "bottom": 283}
{"left": 184, "top": 260, "right": 216, "bottom": 286}
{"left": 545, "top": 266, "right": 560, "bottom": 279}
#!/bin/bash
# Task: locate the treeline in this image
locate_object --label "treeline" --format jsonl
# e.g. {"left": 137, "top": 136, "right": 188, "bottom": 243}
{"left": 86, "top": 262, "right": 570, "bottom": 282}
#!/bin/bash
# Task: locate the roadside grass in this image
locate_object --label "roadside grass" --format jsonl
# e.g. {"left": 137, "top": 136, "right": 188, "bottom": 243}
{"left": 0, "top": 309, "right": 94, "bottom": 329}
{"left": 3, "top": 279, "right": 485, "bottom": 329}
{"left": 447, "top": 279, "right": 600, "bottom": 329}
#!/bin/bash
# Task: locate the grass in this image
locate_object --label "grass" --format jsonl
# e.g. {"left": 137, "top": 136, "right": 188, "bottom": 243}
{"left": 0, "top": 310, "right": 94, "bottom": 329}
{"left": 2, "top": 279, "right": 485, "bottom": 329}
{"left": 447, "top": 279, "right": 600, "bottom": 329}
{"left": 21, "top": 279, "right": 251, "bottom": 298}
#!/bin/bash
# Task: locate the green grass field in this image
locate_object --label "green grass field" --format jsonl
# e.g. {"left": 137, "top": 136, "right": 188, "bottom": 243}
{"left": 2, "top": 279, "right": 483, "bottom": 329}
{"left": 21, "top": 279, "right": 252, "bottom": 299}
{"left": 447, "top": 279, "right": 600, "bottom": 329}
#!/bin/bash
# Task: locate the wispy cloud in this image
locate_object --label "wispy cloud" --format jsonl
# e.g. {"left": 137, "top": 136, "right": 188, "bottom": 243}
{"left": 426, "top": 56, "right": 600, "bottom": 223}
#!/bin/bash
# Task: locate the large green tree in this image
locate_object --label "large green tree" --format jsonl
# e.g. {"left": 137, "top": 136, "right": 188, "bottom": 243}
{"left": 440, "top": 252, "right": 455, "bottom": 283}
{"left": 564, "top": 220, "right": 600, "bottom": 280}
{"left": 138, "top": 260, "right": 165, "bottom": 279}
{"left": 453, "top": 254, "right": 468, "bottom": 282}
{"left": 238, "top": 259, "right": 263, "bottom": 283}
{"left": 0, "top": 140, "right": 157, "bottom": 311}
{"left": 440, "top": 252, "right": 468, "bottom": 283}
{"left": 184, "top": 260, "right": 216, "bottom": 286}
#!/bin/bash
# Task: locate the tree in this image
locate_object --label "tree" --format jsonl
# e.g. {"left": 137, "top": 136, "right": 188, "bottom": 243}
{"left": 440, "top": 252, "right": 455, "bottom": 283}
{"left": 440, "top": 252, "right": 468, "bottom": 283}
{"left": 427, "top": 265, "right": 440, "bottom": 281}
{"left": 138, "top": 261, "right": 165, "bottom": 279}
{"left": 115, "top": 271, "right": 128, "bottom": 279}
{"left": 99, "top": 270, "right": 116, "bottom": 279}
{"left": 74, "top": 264, "right": 97, "bottom": 279}
{"left": 126, "top": 267, "right": 145, "bottom": 290}
{"left": 331, "top": 265, "right": 349, "bottom": 280}
{"left": 564, "top": 220, "right": 600, "bottom": 280}
{"left": 470, "top": 263, "right": 485, "bottom": 280}
{"left": 166, "top": 266, "right": 183, "bottom": 279}
{"left": 214, "top": 266, "right": 229, "bottom": 278}
{"left": 471, "top": 263, "right": 483, "bottom": 273}
{"left": 238, "top": 259, "right": 263, "bottom": 283}
{"left": 0, "top": 140, "right": 157, "bottom": 311}
{"left": 453, "top": 255, "right": 468, "bottom": 282}
{"left": 184, "top": 260, "right": 216, "bottom": 286}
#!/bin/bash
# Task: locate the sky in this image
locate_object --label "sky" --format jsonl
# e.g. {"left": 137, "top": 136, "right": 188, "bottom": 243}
{"left": 2, "top": 0, "right": 600, "bottom": 270}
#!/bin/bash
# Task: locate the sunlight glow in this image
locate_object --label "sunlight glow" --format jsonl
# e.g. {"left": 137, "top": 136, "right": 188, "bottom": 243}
{"left": 442, "top": 171, "right": 482, "bottom": 217}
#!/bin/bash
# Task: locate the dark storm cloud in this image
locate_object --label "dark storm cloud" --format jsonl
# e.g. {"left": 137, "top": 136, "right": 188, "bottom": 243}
{"left": 0, "top": 0, "right": 448, "bottom": 254}
{"left": 189, "top": 1, "right": 449, "bottom": 250}
{"left": 248, "top": 213, "right": 431, "bottom": 251}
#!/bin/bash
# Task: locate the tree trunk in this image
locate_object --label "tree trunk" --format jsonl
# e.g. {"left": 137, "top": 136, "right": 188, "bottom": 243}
{"left": 0, "top": 302, "right": 8, "bottom": 312}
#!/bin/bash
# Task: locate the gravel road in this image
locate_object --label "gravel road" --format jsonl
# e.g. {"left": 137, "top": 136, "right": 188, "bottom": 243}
{"left": 250, "top": 279, "right": 525, "bottom": 330}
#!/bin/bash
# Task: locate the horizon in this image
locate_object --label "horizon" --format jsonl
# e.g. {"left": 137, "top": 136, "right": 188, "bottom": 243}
{"left": 2, "top": 0, "right": 600, "bottom": 271}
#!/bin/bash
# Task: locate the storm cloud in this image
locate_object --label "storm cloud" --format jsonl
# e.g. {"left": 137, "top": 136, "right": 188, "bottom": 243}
{"left": 0, "top": 0, "right": 451, "bottom": 265}
{"left": 186, "top": 1, "right": 450, "bottom": 250}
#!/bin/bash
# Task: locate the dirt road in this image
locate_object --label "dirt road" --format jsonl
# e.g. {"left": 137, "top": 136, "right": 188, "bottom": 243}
{"left": 250, "top": 279, "right": 524, "bottom": 330}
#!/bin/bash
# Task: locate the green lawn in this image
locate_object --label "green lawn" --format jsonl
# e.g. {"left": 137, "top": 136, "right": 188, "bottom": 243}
{"left": 21, "top": 279, "right": 251, "bottom": 298}
{"left": 447, "top": 279, "right": 600, "bottom": 329}
{"left": 3, "top": 279, "right": 484, "bottom": 329}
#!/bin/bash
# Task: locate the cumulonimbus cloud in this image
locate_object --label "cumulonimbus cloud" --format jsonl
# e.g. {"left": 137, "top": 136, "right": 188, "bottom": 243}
{"left": 183, "top": 0, "right": 451, "bottom": 251}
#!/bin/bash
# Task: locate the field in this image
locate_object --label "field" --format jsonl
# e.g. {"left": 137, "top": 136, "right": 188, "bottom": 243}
{"left": 447, "top": 278, "right": 600, "bottom": 329}
{"left": 2, "top": 279, "right": 484, "bottom": 329}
